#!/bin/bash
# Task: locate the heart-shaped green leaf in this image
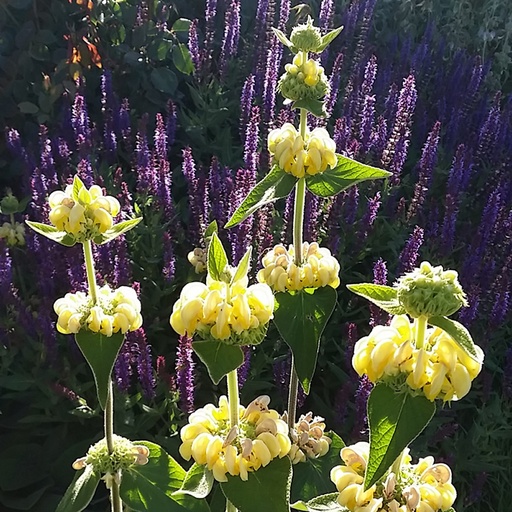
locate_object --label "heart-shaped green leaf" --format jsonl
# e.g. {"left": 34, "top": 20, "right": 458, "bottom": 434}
{"left": 292, "top": 493, "right": 348, "bottom": 512}
{"left": 225, "top": 166, "right": 297, "bottom": 228}
{"left": 273, "top": 287, "right": 337, "bottom": 393}
{"left": 346, "top": 283, "right": 406, "bottom": 315}
{"left": 365, "top": 384, "right": 436, "bottom": 489}
{"left": 220, "top": 456, "right": 292, "bottom": 512}
{"left": 207, "top": 232, "right": 229, "bottom": 281}
{"left": 173, "top": 463, "right": 214, "bottom": 499}
{"left": 306, "top": 155, "right": 391, "bottom": 198}
{"left": 428, "top": 316, "right": 482, "bottom": 362}
{"left": 74, "top": 331, "right": 125, "bottom": 409}
{"left": 121, "top": 441, "right": 209, "bottom": 512}
{"left": 291, "top": 432, "right": 345, "bottom": 503}
{"left": 56, "top": 465, "right": 100, "bottom": 512}
{"left": 192, "top": 340, "right": 244, "bottom": 385}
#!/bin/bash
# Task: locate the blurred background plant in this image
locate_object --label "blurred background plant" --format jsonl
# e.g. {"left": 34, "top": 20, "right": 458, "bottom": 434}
{"left": 1, "top": 0, "right": 511, "bottom": 510}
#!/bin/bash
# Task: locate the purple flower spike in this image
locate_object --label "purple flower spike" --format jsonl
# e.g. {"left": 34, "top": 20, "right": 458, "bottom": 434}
{"left": 188, "top": 19, "right": 201, "bottom": 76}
{"left": 240, "top": 75, "right": 256, "bottom": 141}
{"left": 131, "top": 328, "right": 155, "bottom": 399}
{"left": 351, "top": 375, "right": 373, "bottom": 438}
{"left": 162, "top": 232, "right": 176, "bottom": 283}
{"left": 397, "top": 225, "right": 424, "bottom": 274}
{"left": 237, "top": 346, "right": 252, "bottom": 389}
{"left": 176, "top": 335, "right": 195, "bottom": 413}
{"left": 244, "top": 106, "right": 260, "bottom": 172}
{"left": 370, "top": 258, "right": 389, "bottom": 327}
{"left": 220, "top": 0, "right": 241, "bottom": 78}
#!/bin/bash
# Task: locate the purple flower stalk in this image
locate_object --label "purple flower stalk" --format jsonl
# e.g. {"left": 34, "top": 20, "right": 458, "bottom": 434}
{"left": 219, "top": 0, "right": 241, "bottom": 78}
{"left": 370, "top": 258, "right": 389, "bottom": 327}
{"left": 162, "top": 232, "right": 176, "bottom": 283}
{"left": 244, "top": 106, "right": 260, "bottom": 172}
{"left": 188, "top": 19, "right": 201, "bottom": 76}
{"left": 202, "top": 0, "right": 218, "bottom": 74}
{"left": 176, "top": 335, "right": 195, "bottom": 413}
{"left": 357, "top": 191, "right": 381, "bottom": 240}
{"left": 325, "top": 53, "right": 344, "bottom": 118}
{"left": 351, "top": 375, "right": 373, "bottom": 438}
{"left": 240, "top": 75, "right": 255, "bottom": 141}
{"left": 166, "top": 101, "right": 177, "bottom": 148}
{"left": 238, "top": 346, "right": 252, "bottom": 389}
{"left": 397, "top": 225, "right": 424, "bottom": 274}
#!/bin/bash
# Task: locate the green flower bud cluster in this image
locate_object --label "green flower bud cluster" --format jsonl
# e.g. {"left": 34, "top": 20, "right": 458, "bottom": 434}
{"left": 72, "top": 435, "right": 149, "bottom": 474}
{"left": 278, "top": 52, "right": 329, "bottom": 102}
{"left": 289, "top": 16, "right": 322, "bottom": 52}
{"left": 0, "top": 191, "right": 21, "bottom": 215}
{"left": 396, "top": 261, "right": 468, "bottom": 318}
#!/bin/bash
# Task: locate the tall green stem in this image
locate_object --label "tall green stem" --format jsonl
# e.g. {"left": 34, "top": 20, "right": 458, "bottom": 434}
{"left": 414, "top": 315, "right": 428, "bottom": 349}
{"left": 226, "top": 370, "right": 239, "bottom": 512}
{"left": 105, "top": 379, "right": 122, "bottom": 512}
{"left": 82, "top": 239, "right": 98, "bottom": 303}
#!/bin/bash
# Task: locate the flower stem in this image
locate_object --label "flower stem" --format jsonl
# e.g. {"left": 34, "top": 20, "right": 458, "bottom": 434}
{"left": 287, "top": 356, "right": 299, "bottom": 430}
{"left": 82, "top": 239, "right": 98, "bottom": 303}
{"left": 414, "top": 315, "right": 428, "bottom": 349}
{"left": 104, "top": 379, "right": 122, "bottom": 512}
{"left": 226, "top": 370, "right": 239, "bottom": 512}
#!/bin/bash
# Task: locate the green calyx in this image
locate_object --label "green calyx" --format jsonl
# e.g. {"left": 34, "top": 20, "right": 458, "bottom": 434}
{"left": 197, "top": 323, "right": 268, "bottom": 347}
{"left": 82, "top": 435, "right": 147, "bottom": 474}
{"left": 395, "top": 261, "right": 468, "bottom": 319}
{"left": 278, "top": 71, "right": 329, "bottom": 102}
{"left": 290, "top": 16, "right": 322, "bottom": 52}
{"left": 0, "top": 190, "right": 20, "bottom": 215}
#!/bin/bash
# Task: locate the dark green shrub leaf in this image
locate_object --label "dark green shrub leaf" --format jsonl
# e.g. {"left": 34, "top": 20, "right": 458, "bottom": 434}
{"left": 428, "top": 316, "right": 482, "bottom": 362}
{"left": 173, "top": 463, "right": 214, "bottom": 499}
{"left": 273, "top": 287, "right": 337, "bottom": 393}
{"left": 25, "top": 221, "right": 76, "bottom": 247}
{"left": 292, "top": 493, "right": 348, "bottom": 511}
{"left": 18, "top": 101, "right": 39, "bottom": 114}
{"left": 121, "top": 441, "right": 209, "bottom": 512}
{"left": 56, "top": 465, "right": 100, "bottom": 512}
{"left": 293, "top": 98, "right": 326, "bottom": 117}
{"left": 192, "top": 340, "right": 244, "bottom": 385}
{"left": 74, "top": 331, "right": 125, "bottom": 409}
{"left": 365, "top": 384, "right": 436, "bottom": 489}
{"left": 225, "top": 166, "right": 297, "bottom": 228}
{"left": 306, "top": 155, "right": 391, "bottom": 197}
{"left": 173, "top": 43, "right": 194, "bottom": 75}
{"left": 346, "top": 283, "right": 406, "bottom": 315}
{"left": 98, "top": 217, "right": 142, "bottom": 244}
{"left": 291, "top": 432, "right": 345, "bottom": 503}
{"left": 150, "top": 68, "right": 178, "bottom": 94}
{"left": 220, "top": 456, "right": 292, "bottom": 512}
{"left": 207, "top": 232, "right": 228, "bottom": 281}
{"left": 172, "top": 18, "right": 192, "bottom": 32}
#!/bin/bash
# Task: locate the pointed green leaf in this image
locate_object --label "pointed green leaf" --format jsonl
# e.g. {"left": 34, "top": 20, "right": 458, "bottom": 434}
{"left": 346, "top": 283, "right": 406, "bottom": 315}
{"left": 273, "top": 287, "right": 337, "bottom": 393}
{"left": 291, "top": 432, "right": 345, "bottom": 503}
{"left": 225, "top": 166, "right": 297, "bottom": 228}
{"left": 306, "top": 155, "right": 391, "bottom": 198}
{"left": 25, "top": 221, "right": 77, "bottom": 246}
{"left": 74, "top": 331, "right": 125, "bottom": 409}
{"left": 292, "top": 98, "right": 326, "bottom": 118}
{"left": 173, "top": 43, "right": 194, "bottom": 75}
{"left": 192, "top": 340, "right": 244, "bottom": 385}
{"left": 207, "top": 232, "right": 229, "bottom": 281}
{"left": 99, "top": 217, "right": 142, "bottom": 244}
{"left": 231, "top": 247, "right": 252, "bottom": 284}
{"left": 365, "top": 384, "right": 436, "bottom": 489}
{"left": 316, "top": 26, "right": 344, "bottom": 52}
{"left": 220, "top": 456, "right": 292, "bottom": 512}
{"left": 204, "top": 220, "right": 218, "bottom": 239}
{"left": 173, "top": 463, "right": 214, "bottom": 499}
{"left": 172, "top": 18, "right": 192, "bottom": 33}
{"left": 72, "top": 176, "right": 85, "bottom": 202}
{"left": 272, "top": 27, "right": 293, "bottom": 49}
{"left": 292, "top": 493, "right": 348, "bottom": 512}
{"left": 56, "top": 465, "right": 100, "bottom": 512}
{"left": 121, "top": 441, "right": 209, "bottom": 512}
{"left": 429, "top": 316, "right": 482, "bottom": 362}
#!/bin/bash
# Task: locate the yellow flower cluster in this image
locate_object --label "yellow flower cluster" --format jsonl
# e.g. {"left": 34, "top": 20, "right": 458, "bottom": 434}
{"left": 257, "top": 242, "right": 340, "bottom": 292}
{"left": 330, "top": 443, "right": 457, "bottom": 512}
{"left": 179, "top": 395, "right": 291, "bottom": 482}
{"left": 286, "top": 53, "right": 325, "bottom": 87}
{"left": 268, "top": 123, "right": 337, "bottom": 177}
{"left": 48, "top": 181, "right": 120, "bottom": 240}
{"left": 187, "top": 247, "right": 207, "bottom": 274}
{"left": 170, "top": 275, "right": 274, "bottom": 344}
{"left": 0, "top": 221, "right": 25, "bottom": 246}
{"left": 54, "top": 284, "right": 143, "bottom": 336}
{"left": 352, "top": 315, "right": 483, "bottom": 401}
{"left": 288, "top": 412, "right": 331, "bottom": 464}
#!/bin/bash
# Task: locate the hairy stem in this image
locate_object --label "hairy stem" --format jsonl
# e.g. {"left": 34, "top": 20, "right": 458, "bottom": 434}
{"left": 82, "top": 239, "right": 98, "bottom": 303}
{"left": 226, "top": 370, "right": 239, "bottom": 512}
{"left": 105, "top": 379, "right": 122, "bottom": 512}
{"left": 414, "top": 315, "right": 428, "bottom": 349}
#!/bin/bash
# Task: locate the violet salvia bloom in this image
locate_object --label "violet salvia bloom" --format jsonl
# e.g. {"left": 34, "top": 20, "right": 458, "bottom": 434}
{"left": 76, "top": 157, "right": 94, "bottom": 188}
{"left": 202, "top": 0, "right": 218, "bottom": 73}
{"left": 370, "top": 115, "right": 388, "bottom": 158}
{"left": 277, "top": 0, "right": 290, "bottom": 30}
{"left": 370, "top": 258, "right": 389, "bottom": 327}
{"left": 244, "top": 106, "right": 260, "bottom": 172}
{"left": 333, "top": 382, "right": 352, "bottom": 430}
{"left": 333, "top": 116, "right": 350, "bottom": 153}
{"left": 477, "top": 92, "right": 502, "bottom": 162}
{"left": 176, "top": 335, "right": 195, "bottom": 413}
{"left": 408, "top": 121, "right": 441, "bottom": 220}
{"left": 166, "top": 101, "right": 177, "bottom": 148}
{"left": 272, "top": 356, "right": 306, "bottom": 408}
{"left": 446, "top": 144, "right": 473, "bottom": 197}
{"left": 135, "top": 116, "right": 152, "bottom": 192}
{"left": 326, "top": 193, "right": 344, "bottom": 254}
{"left": 466, "top": 472, "right": 488, "bottom": 506}
{"left": 0, "top": 245, "right": 13, "bottom": 304}
{"left": 345, "top": 322, "right": 358, "bottom": 369}
{"left": 343, "top": 185, "right": 360, "bottom": 224}
{"left": 72, "top": 89, "right": 92, "bottom": 152}
{"left": 182, "top": 147, "right": 207, "bottom": 245}
{"left": 304, "top": 191, "right": 321, "bottom": 242}
{"left": 357, "top": 191, "right": 381, "bottom": 240}
{"left": 280, "top": 193, "right": 294, "bottom": 244}
{"left": 253, "top": 0, "right": 270, "bottom": 93}
{"left": 359, "top": 94, "right": 376, "bottom": 152}
{"left": 208, "top": 157, "right": 226, "bottom": 226}
{"left": 397, "top": 225, "right": 424, "bottom": 274}
{"left": 361, "top": 55, "right": 378, "bottom": 98}
{"left": 458, "top": 286, "right": 480, "bottom": 326}
{"left": 188, "top": 19, "right": 201, "bottom": 76}
{"left": 162, "top": 232, "right": 176, "bottom": 283}
{"left": 131, "top": 328, "right": 155, "bottom": 399}
{"left": 39, "top": 127, "right": 57, "bottom": 184}
{"left": 240, "top": 75, "right": 255, "bottom": 141}
{"left": 351, "top": 375, "right": 373, "bottom": 438}
{"left": 490, "top": 272, "right": 510, "bottom": 328}
{"left": 219, "top": 0, "right": 241, "bottom": 78}
{"left": 262, "top": 35, "right": 282, "bottom": 126}
{"left": 154, "top": 113, "right": 167, "bottom": 162}
{"left": 319, "top": 0, "right": 334, "bottom": 33}
{"left": 255, "top": 204, "right": 274, "bottom": 257}
{"left": 440, "top": 194, "right": 458, "bottom": 254}
{"left": 114, "top": 350, "right": 133, "bottom": 394}
{"left": 325, "top": 53, "right": 344, "bottom": 118}
{"left": 382, "top": 75, "right": 417, "bottom": 185}
{"left": 237, "top": 346, "right": 252, "bottom": 389}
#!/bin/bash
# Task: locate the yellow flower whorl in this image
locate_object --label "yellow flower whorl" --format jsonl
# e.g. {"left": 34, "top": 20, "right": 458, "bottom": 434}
{"left": 268, "top": 123, "right": 337, "bottom": 178}
{"left": 179, "top": 395, "right": 291, "bottom": 482}
{"left": 288, "top": 412, "right": 331, "bottom": 464}
{"left": 257, "top": 242, "right": 340, "bottom": 292}
{"left": 330, "top": 443, "right": 457, "bottom": 512}
{"left": 53, "top": 284, "right": 142, "bottom": 336}
{"left": 0, "top": 221, "right": 25, "bottom": 246}
{"left": 352, "top": 315, "right": 483, "bottom": 401}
